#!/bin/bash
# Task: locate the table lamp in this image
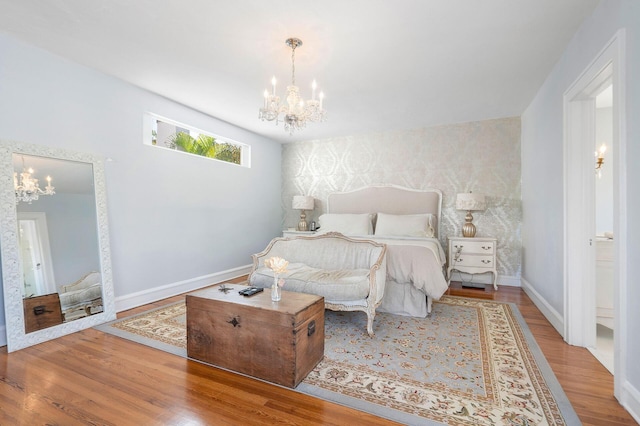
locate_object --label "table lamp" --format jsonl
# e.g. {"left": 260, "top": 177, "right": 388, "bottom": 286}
{"left": 456, "top": 192, "right": 486, "bottom": 237}
{"left": 292, "top": 195, "right": 314, "bottom": 231}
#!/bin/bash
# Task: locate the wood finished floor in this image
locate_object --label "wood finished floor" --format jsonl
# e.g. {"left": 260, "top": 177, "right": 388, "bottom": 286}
{"left": 0, "top": 277, "right": 636, "bottom": 425}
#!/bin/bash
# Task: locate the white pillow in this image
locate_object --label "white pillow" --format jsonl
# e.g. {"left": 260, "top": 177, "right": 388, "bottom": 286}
{"left": 317, "top": 213, "right": 373, "bottom": 235}
{"left": 374, "top": 213, "right": 435, "bottom": 238}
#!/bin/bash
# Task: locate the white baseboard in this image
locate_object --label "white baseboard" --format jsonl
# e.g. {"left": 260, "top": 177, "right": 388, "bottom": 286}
{"left": 520, "top": 277, "right": 564, "bottom": 337}
{"left": 0, "top": 325, "right": 6, "bottom": 347}
{"left": 622, "top": 380, "right": 640, "bottom": 425}
{"left": 114, "top": 264, "right": 252, "bottom": 313}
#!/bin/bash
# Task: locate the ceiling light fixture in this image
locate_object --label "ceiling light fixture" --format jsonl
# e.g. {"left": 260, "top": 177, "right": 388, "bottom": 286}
{"left": 14, "top": 157, "right": 55, "bottom": 204}
{"left": 259, "top": 37, "right": 326, "bottom": 135}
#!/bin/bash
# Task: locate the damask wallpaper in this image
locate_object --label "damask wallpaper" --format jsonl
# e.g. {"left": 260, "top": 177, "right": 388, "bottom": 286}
{"left": 281, "top": 117, "right": 522, "bottom": 284}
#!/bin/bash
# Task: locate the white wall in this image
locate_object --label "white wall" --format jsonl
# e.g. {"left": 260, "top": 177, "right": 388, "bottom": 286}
{"left": 0, "top": 33, "right": 282, "bottom": 332}
{"left": 521, "top": 0, "right": 640, "bottom": 414}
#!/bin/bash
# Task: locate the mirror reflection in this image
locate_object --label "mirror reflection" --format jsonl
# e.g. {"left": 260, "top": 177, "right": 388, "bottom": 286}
{"left": 14, "top": 154, "right": 104, "bottom": 333}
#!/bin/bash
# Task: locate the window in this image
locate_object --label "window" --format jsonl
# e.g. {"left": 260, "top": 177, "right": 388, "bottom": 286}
{"left": 143, "top": 113, "right": 250, "bottom": 167}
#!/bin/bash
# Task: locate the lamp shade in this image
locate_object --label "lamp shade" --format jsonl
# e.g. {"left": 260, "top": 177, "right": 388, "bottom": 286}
{"left": 456, "top": 193, "right": 486, "bottom": 211}
{"left": 292, "top": 195, "right": 314, "bottom": 210}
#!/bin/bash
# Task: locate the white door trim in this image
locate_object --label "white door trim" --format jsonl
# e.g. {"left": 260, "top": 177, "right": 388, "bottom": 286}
{"left": 17, "top": 211, "right": 56, "bottom": 294}
{"left": 563, "top": 29, "right": 626, "bottom": 400}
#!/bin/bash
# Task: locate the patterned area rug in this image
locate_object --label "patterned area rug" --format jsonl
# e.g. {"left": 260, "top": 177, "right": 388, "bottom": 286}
{"left": 96, "top": 295, "right": 580, "bottom": 425}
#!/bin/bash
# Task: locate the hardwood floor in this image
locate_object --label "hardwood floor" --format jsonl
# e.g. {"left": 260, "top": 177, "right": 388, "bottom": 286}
{"left": 0, "top": 277, "right": 636, "bottom": 425}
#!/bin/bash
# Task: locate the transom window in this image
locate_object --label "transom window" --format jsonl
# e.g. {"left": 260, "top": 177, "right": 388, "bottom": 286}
{"left": 143, "top": 113, "right": 250, "bottom": 167}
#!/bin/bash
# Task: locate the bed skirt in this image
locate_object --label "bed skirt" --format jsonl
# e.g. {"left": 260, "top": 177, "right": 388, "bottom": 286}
{"left": 377, "top": 279, "right": 429, "bottom": 318}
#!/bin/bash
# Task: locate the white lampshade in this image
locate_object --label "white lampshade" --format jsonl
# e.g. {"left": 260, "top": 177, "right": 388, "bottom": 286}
{"left": 456, "top": 193, "right": 486, "bottom": 211}
{"left": 292, "top": 195, "right": 314, "bottom": 210}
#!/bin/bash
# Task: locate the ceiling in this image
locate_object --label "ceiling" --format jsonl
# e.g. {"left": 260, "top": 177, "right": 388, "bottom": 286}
{"left": 0, "top": 0, "right": 600, "bottom": 143}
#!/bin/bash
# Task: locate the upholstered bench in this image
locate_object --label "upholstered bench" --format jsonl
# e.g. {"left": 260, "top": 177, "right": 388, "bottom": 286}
{"left": 59, "top": 271, "right": 103, "bottom": 321}
{"left": 249, "top": 232, "right": 387, "bottom": 336}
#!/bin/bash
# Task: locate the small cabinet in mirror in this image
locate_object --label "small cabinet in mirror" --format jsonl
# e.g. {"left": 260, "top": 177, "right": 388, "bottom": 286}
{"left": 1, "top": 141, "right": 116, "bottom": 352}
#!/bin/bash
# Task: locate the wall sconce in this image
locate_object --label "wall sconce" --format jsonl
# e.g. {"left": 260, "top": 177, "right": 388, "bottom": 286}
{"left": 595, "top": 144, "right": 606, "bottom": 178}
{"left": 292, "top": 195, "right": 314, "bottom": 231}
{"left": 456, "top": 192, "right": 486, "bottom": 238}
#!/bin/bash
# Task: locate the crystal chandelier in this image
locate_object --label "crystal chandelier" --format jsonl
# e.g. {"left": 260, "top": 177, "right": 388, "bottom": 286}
{"left": 259, "top": 37, "right": 326, "bottom": 134}
{"left": 14, "top": 157, "right": 55, "bottom": 204}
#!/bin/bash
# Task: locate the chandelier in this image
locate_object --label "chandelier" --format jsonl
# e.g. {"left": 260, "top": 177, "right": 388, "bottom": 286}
{"left": 259, "top": 37, "right": 326, "bottom": 134}
{"left": 14, "top": 157, "right": 55, "bottom": 204}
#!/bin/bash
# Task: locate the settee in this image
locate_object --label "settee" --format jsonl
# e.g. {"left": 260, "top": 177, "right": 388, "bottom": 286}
{"left": 249, "top": 232, "right": 387, "bottom": 336}
{"left": 59, "top": 271, "right": 104, "bottom": 321}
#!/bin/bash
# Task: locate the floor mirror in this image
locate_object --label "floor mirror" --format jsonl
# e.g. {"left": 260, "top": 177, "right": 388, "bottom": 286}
{"left": 0, "top": 141, "right": 116, "bottom": 352}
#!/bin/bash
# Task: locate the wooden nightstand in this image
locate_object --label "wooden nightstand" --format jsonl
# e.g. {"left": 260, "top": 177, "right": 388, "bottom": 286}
{"left": 282, "top": 230, "right": 316, "bottom": 238}
{"left": 447, "top": 237, "right": 498, "bottom": 290}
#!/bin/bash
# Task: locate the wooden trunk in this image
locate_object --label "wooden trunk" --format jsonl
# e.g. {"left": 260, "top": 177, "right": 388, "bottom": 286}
{"left": 186, "top": 285, "right": 324, "bottom": 388}
{"left": 23, "top": 293, "right": 63, "bottom": 333}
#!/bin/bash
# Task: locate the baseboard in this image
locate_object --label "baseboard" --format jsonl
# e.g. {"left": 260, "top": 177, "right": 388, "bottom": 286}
{"left": 114, "top": 264, "right": 252, "bottom": 313}
{"left": 622, "top": 380, "right": 640, "bottom": 425}
{"left": 0, "top": 325, "right": 6, "bottom": 347}
{"left": 520, "top": 277, "right": 564, "bottom": 337}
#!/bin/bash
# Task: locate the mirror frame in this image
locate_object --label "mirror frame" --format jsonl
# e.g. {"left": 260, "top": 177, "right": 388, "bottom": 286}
{"left": 0, "top": 141, "right": 116, "bottom": 352}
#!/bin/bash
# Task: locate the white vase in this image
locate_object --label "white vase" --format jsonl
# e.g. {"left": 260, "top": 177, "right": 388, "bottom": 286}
{"left": 271, "top": 274, "right": 281, "bottom": 302}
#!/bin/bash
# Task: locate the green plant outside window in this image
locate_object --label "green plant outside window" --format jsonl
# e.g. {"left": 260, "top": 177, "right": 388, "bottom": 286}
{"left": 165, "top": 132, "right": 241, "bottom": 164}
{"left": 146, "top": 114, "right": 247, "bottom": 166}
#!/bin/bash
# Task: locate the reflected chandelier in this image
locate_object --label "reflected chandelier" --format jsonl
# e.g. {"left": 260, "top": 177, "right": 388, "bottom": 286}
{"left": 14, "top": 157, "right": 55, "bottom": 204}
{"left": 259, "top": 37, "right": 326, "bottom": 134}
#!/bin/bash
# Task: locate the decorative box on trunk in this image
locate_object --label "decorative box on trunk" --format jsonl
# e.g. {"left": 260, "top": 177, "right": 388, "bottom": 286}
{"left": 186, "top": 285, "right": 325, "bottom": 388}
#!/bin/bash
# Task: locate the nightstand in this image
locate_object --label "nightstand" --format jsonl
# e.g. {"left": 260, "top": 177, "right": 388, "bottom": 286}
{"left": 282, "top": 230, "right": 316, "bottom": 238}
{"left": 447, "top": 237, "right": 498, "bottom": 290}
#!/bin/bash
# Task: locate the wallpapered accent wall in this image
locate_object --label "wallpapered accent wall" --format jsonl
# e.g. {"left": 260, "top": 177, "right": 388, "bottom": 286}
{"left": 281, "top": 117, "right": 522, "bottom": 282}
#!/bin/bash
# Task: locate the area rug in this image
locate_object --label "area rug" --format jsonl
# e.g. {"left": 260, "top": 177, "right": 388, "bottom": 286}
{"left": 96, "top": 295, "right": 580, "bottom": 425}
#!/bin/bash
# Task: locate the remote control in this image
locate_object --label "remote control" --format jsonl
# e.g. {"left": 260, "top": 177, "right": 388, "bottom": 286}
{"left": 239, "top": 287, "right": 263, "bottom": 296}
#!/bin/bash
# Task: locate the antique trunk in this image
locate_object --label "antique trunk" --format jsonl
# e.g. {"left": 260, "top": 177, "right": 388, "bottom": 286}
{"left": 186, "top": 284, "right": 324, "bottom": 388}
{"left": 23, "top": 293, "right": 63, "bottom": 333}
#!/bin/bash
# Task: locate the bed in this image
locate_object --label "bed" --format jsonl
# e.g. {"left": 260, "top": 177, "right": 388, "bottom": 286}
{"left": 322, "top": 185, "right": 449, "bottom": 317}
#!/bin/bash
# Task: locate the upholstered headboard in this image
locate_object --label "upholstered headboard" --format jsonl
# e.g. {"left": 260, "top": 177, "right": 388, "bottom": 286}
{"left": 326, "top": 185, "right": 443, "bottom": 238}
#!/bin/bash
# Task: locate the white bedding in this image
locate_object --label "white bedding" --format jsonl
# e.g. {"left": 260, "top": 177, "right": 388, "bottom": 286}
{"left": 385, "top": 243, "right": 447, "bottom": 295}
{"left": 346, "top": 235, "right": 449, "bottom": 317}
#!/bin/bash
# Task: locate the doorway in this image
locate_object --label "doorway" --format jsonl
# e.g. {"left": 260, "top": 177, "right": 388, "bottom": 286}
{"left": 17, "top": 212, "right": 56, "bottom": 296}
{"left": 563, "top": 29, "right": 627, "bottom": 399}
{"left": 592, "top": 84, "right": 614, "bottom": 373}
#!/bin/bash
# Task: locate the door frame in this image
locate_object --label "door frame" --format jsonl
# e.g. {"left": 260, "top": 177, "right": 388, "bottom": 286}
{"left": 17, "top": 211, "right": 56, "bottom": 294}
{"left": 563, "top": 29, "right": 626, "bottom": 399}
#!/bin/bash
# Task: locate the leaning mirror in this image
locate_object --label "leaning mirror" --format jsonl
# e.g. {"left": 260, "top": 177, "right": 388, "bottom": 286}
{"left": 1, "top": 141, "right": 116, "bottom": 352}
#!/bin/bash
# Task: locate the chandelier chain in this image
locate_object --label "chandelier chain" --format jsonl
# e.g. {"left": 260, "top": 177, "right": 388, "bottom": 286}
{"left": 291, "top": 44, "right": 296, "bottom": 85}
